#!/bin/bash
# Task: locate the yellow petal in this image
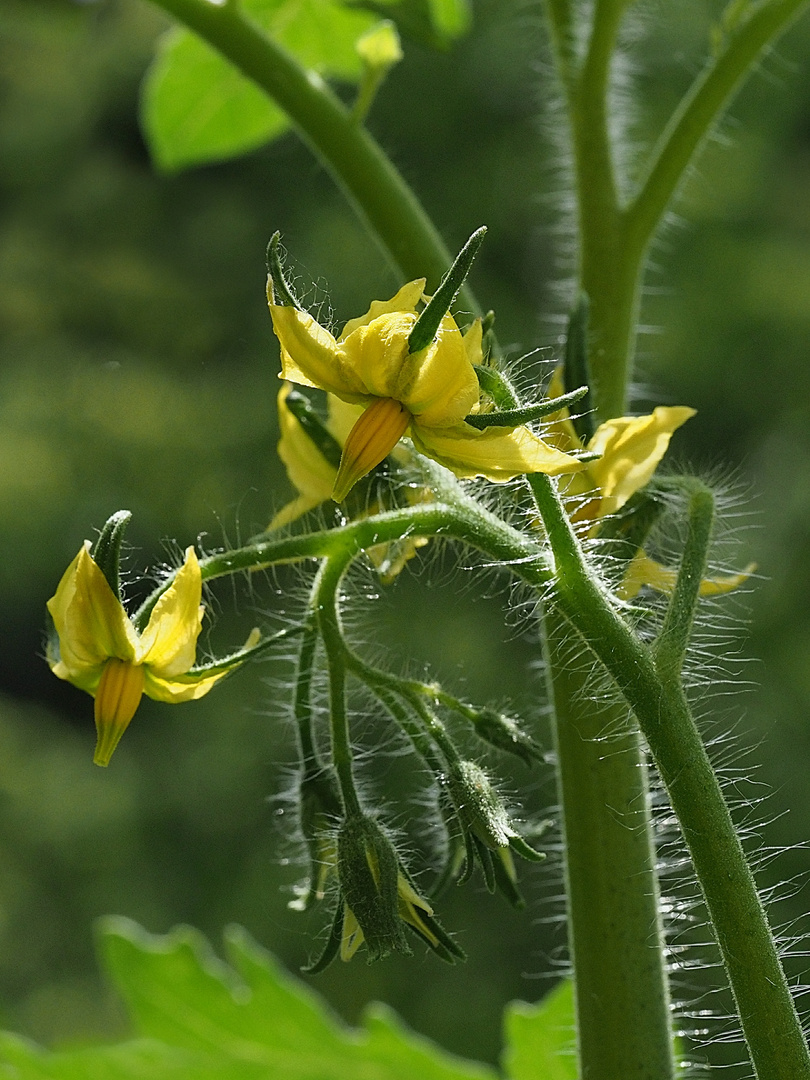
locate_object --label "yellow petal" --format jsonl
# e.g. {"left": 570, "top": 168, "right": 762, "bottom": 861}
{"left": 137, "top": 547, "right": 204, "bottom": 676}
{"left": 339, "top": 279, "right": 425, "bottom": 339}
{"left": 93, "top": 658, "right": 144, "bottom": 766}
{"left": 586, "top": 406, "right": 695, "bottom": 513}
{"left": 269, "top": 493, "right": 325, "bottom": 531}
{"left": 411, "top": 422, "right": 585, "bottom": 481}
{"left": 333, "top": 397, "right": 411, "bottom": 502}
{"left": 340, "top": 311, "right": 480, "bottom": 427}
{"left": 142, "top": 665, "right": 229, "bottom": 703}
{"left": 47, "top": 543, "right": 139, "bottom": 689}
{"left": 276, "top": 383, "right": 337, "bottom": 505}
{"left": 270, "top": 305, "right": 367, "bottom": 401}
{"left": 325, "top": 393, "right": 364, "bottom": 444}
{"left": 619, "top": 551, "right": 756, "bottom": 600}
{"left": 462, "top": 318, "right": 484, "bottom": 367}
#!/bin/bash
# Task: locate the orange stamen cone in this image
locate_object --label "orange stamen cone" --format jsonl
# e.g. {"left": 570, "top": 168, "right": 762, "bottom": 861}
{"left": 93, "top": 658, "right": 145, "bottom": 766}
{"left": 332, "top": 398, "right": 410, "bottom": 502}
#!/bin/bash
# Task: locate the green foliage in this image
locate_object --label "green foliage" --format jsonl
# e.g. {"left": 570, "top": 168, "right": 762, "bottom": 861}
{"left": 0, "top": 919, "right": 573, "bottom": 1080}
{"left": 503, "top": 982, "right": 577, "bottom": 1080}
{"left": 142, "top": 0, "right": 378, "bottom": 171}
{"left": 141, "top": 0, "right": 470, "bottom": 171}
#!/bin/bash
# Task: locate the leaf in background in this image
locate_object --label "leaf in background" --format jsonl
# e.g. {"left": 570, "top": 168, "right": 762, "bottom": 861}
{"left": 142, "top": 0, "right": 377, "bottom": 172}
{"left": 350, "top": 0, "right": 471, "bottom": 49}
{"left": 91, "top": 917, "right": 495, "bottom": 1080}
{"left": 0, "top": 1031, "right": 246, "bottom": 1079}
{"left": 501, "top": 981, "right": 577, "bottom": 1080}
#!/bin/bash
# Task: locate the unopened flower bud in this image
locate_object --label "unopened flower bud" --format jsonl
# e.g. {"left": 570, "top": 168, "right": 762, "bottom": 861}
{"left": 337, "top": 814, "right": 410, "bottom": 963}
{"left": 446, "top": 760, "right": 545, "bottom": 907}
{"left": 289, "top": 767, "right": 342, "bottom": 912}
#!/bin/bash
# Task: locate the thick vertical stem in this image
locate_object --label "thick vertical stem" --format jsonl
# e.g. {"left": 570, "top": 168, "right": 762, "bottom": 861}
{"left": 543, "top": 610, "right": 675, "bottom": 1080}
{"left": 529, "top": 474, "right": 676, "bottom": 1080}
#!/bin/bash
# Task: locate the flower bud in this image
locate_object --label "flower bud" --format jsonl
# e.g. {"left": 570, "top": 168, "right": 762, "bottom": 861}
{"left": 337, "top": 814, "right": 410, "bottom": 962}
{"left": 446, "top": 760, "right": 545, "bottom": 907}
{"left": 470, "top": 707, "right": 543, "bottom": 765}
{"left": 289, "top": 767, "right": 342, "bottom": 912}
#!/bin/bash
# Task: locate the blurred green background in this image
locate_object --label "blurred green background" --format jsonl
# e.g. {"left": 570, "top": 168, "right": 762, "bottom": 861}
{"left": 1, "top": 0, "right": 810, "bottom": 1070}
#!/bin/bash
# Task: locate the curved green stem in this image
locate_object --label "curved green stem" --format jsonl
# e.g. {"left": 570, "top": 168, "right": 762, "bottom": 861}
{"left": 627, "top": 0, "right": 810, "bottom": 255}
{"left": 145, "top": 0, "right": 477, "bottom": 307}
{"left": 313, "top": 555, "right": 361, "bottom": 818}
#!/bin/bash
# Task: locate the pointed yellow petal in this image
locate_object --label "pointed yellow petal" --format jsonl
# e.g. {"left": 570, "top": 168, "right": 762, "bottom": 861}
{"left": 270, "top": 305, "right": 367, "bottom": 400}
{"left": 411, "top": 422, "right": 585, "bottom": 481}
{"left": 340, "top": 311, "right": 479, "bottom": 427}
{"left": 269, "top": 493, "right": 325, "bottom": 531}
{"left": 276, "top": 383, "right": 337, "bottom": 504}
{"left": 619, "top": 551, "right": 756, "bottom": 600}
{"left": 47, "top": 543, "right": 139, "bottom": 688}
{"left": 462, "top": 318, "right": 483, "bottom": 367}
{"left": 339, "top": 279, "right": 425, "bottom": 339}
{"left": 587, "top": 406, "right": 695, "bottom": 513}
{"left": 332, "top": 397, "right": 411, "bottom": 502}
{"left": 142, "top": 665, "right": 229, "bottom": 703}
{"left": 93, "top": 658, "right": 144, "bottom": 766}
{"left": 137, "top": 547, "right": 203, "bottom": 675}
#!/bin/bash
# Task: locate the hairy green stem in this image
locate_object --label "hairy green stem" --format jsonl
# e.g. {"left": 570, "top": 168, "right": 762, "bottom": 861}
{"left": 542, "top": 612, "right": 675, "bottom": 1080}
{"left": 531, "top": 473, "right": 810, "bottom": 1080}
{"left": 134, "top": 474, "right": 808, "bottom": 1076}
{"left": 313, "top": 556, "right": 361, "bottom": 818}
{"left": 145, "top": 0, "right": 476, "bottom": 306}
{"left": 627, "top": 0, "right": 810, "bottom": 254}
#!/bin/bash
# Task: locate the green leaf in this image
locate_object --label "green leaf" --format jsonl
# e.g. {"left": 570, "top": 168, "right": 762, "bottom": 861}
{"left": 0, "top": 1031, "right": 236, "bottom": 1079}
{"left": 98, "top": 917, "right": 495, "bottom": 1080}
{"left": 501, "top": 981, "right": 578, "bottom": 1080}
{"left": 0, "top": 918, "right": 497, "bottom": 1079}
{"left": 142, "top": 0, "right": 377, "bottom": 172}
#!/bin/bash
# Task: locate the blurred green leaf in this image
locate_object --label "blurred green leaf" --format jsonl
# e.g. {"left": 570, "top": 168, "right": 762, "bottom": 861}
{"left": 0, "top": 918, "right": 499, "bottom": 1077}
{"left": 501, "top": 981, "right": 577, "bottom": 1080}
{"left": 141, "top": 0, "right": 378, "bottom": 172}
{"left": 100, "top": 917, "right": 494, "bottom": 1079}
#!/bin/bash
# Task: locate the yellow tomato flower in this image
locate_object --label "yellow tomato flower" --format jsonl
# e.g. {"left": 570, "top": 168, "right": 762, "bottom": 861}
{"left": 268, "top": 280, "right": 583, "bottom": 500}
{"left": 545, "top": 368, "right": 694, "bottom": 520}
{"left": 47, "top": 544, "right": 242, "bottom": 766}
{"left": 544, "top": 369, "right": 753, "bottom": 596}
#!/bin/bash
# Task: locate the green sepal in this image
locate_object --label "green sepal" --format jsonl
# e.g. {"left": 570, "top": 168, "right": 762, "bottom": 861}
{"left": 266, "top": 231, "right": 300, "bottom": 308}
{"left": 408, "top": 226, "right": 487, "bottom": 354}
{"left": 564, "top": 291, "right": 595, "bottom": 443}
{"left": 463, "top": 705, "right": 543, "bottom": 765}
{"left": 509, "top": 834, "right": 546, "bottom": 863}
{"left": 471, "top": 835, "right": 496, "bottom": 893}
{"left": 473, "top": 363, "right": 520, "bottom": 410}
{"left": 301, "top": 895, "right": 345, "bottom": 975}
{"left": 337, "top": 814, "right": 410, "bottom": 962}
{"left": 463, "top": 386, "right": 588, "bottom": 430}
{"left": 90, "top": 510, "right": 132, "bottom": 601}
{"left": 284, "top": 388, "right": 344, "bottom": 470}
